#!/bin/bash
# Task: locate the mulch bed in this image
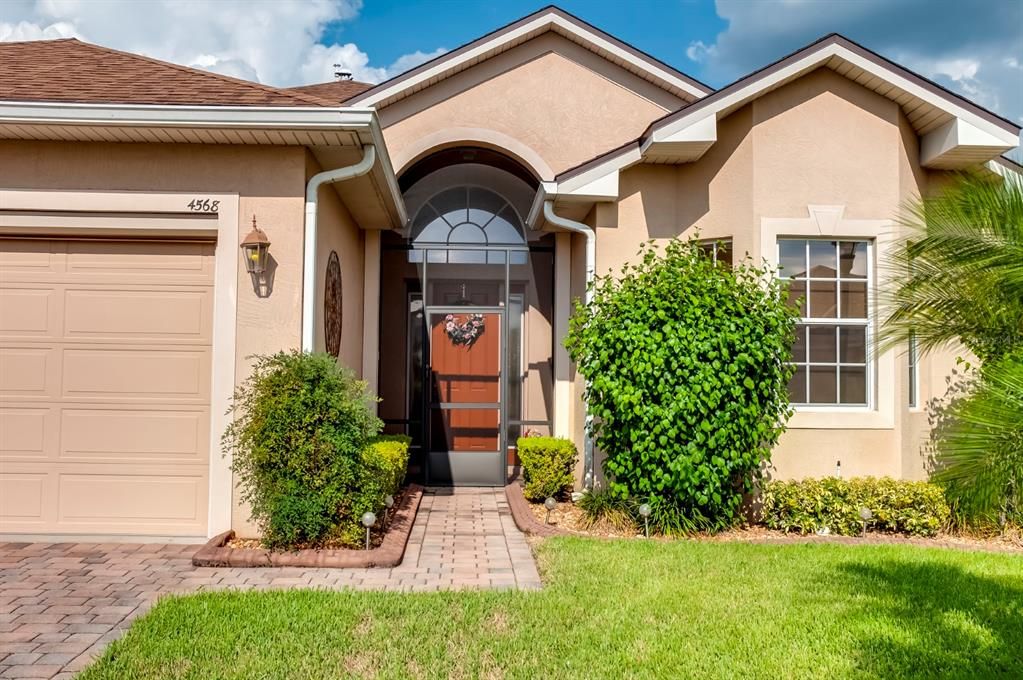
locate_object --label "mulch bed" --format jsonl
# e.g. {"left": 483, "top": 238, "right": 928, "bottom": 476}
{"left": 192, "top": 484, "right": 423, "bottom": 568}
{"left": 505, "top": 481, "right": 1023, "bottom": 554}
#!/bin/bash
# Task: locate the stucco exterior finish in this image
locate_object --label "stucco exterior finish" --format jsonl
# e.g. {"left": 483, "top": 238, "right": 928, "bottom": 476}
{"left": 0, "top": 140, "right": 368, "bottom": 536}
{"left": 378, "top": 33, "right": 676, "bottom": 179}
{"left": 584, "top": 67, "right": 951, "bottom": 483}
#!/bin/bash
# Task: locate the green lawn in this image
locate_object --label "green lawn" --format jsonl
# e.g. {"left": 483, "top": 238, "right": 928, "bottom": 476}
{"left": 82, "top": 538, "right": 1022, "bottom": 679}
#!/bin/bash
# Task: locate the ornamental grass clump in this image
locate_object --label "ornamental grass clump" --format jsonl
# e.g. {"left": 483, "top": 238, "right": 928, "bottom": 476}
{"left": 565, "top": 237, "right": 798, "bottom": 533}
{"left": 223, "top": 350, "right": 398, "bottom": 550}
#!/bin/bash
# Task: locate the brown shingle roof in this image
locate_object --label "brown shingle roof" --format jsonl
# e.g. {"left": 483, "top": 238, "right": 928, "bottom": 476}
{"left": 286, "top": 80, "right": 374, "bottom": 104}
{"left": 0, "top": 38, "right": 331, "bottom": 107}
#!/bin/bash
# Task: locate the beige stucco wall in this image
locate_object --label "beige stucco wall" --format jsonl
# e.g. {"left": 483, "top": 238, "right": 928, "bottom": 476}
{"left": 308, "top": 152, "right": 366, "bottom": 374}
{"left": 580, "top": 67, "right": 957, "bottom": 484}
{"left": 0, "top": 139, "right": 366, "bottom": 534}
{"left": 378, "top": 33, "right": 677, "bottom": 180}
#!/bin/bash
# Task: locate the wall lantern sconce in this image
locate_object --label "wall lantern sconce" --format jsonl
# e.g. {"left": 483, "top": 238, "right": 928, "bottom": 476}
{"left": 241, "top": 215, "right": 271, "bottom": 275}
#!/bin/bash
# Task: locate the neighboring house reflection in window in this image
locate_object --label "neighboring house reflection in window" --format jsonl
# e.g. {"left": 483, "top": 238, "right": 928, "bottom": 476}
{"left": 778, "top": 238, "right": 871, "bottom": 406}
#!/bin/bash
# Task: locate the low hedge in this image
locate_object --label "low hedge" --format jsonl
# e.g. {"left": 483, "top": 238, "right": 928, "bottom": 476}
{"left": 518, "top": 436, "right": 578, "bottom": 502}
{"left": 761, "top": 477, "right": 950, "bottom": 537}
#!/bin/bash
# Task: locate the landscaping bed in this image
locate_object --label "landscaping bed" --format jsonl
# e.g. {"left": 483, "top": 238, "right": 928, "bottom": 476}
{"left": 508, "top": 481, "right": 1023, "bottom": 554}
{"left": 193, "top": 484, "right": 423, "bottom": 568}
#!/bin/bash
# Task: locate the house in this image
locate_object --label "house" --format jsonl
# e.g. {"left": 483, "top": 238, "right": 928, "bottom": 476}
{"left": 0, "top": 6, "right": 1019, "bottom": 541}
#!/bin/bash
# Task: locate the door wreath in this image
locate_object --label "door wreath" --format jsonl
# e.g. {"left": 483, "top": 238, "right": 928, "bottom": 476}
{"left": 444, "top": 313, "right": 485, "bottom": 347}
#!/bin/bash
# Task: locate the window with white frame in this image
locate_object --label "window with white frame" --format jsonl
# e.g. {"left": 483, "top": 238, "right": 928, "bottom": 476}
{"left": 908, "top": 331, "right": 918, "bottom": 408}
{"left": 697, "top": 238, "right": 733, "bottom": 268}
{"left": 778, "top": 239, "right": 871, "bottom": 406}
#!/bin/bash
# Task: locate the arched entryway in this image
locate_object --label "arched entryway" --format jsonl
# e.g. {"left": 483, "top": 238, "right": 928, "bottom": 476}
{"left": 378, "top": 147, "right": 555, "bottom": 485}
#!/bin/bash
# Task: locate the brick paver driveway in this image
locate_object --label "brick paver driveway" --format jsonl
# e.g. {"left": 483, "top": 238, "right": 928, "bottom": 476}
{"left": 0, "top": 487, "right": 539, "bottom": 679}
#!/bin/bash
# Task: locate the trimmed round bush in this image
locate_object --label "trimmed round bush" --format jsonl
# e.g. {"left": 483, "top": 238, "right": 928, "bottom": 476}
{"left": 518, "top": 436, "right": 578, "bottom": 501}
{"left": 565, "top": 238, "right": 798, "bottom": 532}
{"left": 223, "top": 351, "right": 389, "bottom": 549}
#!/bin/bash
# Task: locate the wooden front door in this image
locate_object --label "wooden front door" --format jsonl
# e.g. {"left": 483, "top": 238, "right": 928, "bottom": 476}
{"left": 426, "top": 282, "right": 504, "bottom": 484}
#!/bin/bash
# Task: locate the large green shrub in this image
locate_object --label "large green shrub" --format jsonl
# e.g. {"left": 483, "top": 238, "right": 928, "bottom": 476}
{"left": 223, "top": 351, "right": 389, "bottom": 550}
{"left": 565, "top": 237, "right": 798, "bottom": 531}
{"left": 518, "top": 436, "right": 578, "bottom": 501}
{"left": 761, "top": 477, "right": 951, "bottom": 537}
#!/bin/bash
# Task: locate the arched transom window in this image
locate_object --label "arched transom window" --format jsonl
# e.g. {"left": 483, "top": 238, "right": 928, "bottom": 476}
{"left": 409, "top": 186, "right": 527, "bottom": 264}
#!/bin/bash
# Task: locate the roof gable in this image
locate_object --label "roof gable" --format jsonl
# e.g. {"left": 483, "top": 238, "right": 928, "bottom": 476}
{"left": 0, "top": 38, "right": 331, "bottom": 107}
{"left": 558, "top": 33, "right": 1021, "bottom": 187}
{"left": 346, "top": 5, "right": 713, "bottom": 109}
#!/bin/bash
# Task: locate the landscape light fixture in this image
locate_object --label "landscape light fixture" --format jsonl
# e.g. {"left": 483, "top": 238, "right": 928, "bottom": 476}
{"left": 638, "top": 503, "right": 652, "bottom": 538}
{"left": 858, "top": 507, "right": 873, "bottom": 537}
{"left": 544, "top": 497, "right": 557, "bottom": 524}
{"left": 361, "top": 511, "right": 377, "bottom": 550}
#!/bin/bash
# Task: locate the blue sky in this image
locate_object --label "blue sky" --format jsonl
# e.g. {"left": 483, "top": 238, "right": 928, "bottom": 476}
{"left": 323, "top": 1, "right": 727, "bottom": 85}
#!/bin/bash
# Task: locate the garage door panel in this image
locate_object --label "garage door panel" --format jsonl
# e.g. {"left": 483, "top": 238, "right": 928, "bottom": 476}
{"left": 0, "top": 473, "right": 47, "bottom": 523}
{"left": 0, "top": 287, "right": 60, "bottom": 338}
{"left": 66, "top": 240, "right": 214, "bottom": 282}
{"left": 0, "top": 239, "right": 59, "bottom": 272}
{"left": 1, "top": 237, "right": 213, "bottom": 537}
{"left": 0, "top": 407, "right": 55, "bottom": 458}
{"left": 64, "top": 288, "right": 211, "bottom": 342}
{"left": 0, "top": 346, "right": 59, "bottom": 398}
{"left": 58, "top": 472, "right": 206, "bottom": 533}
{"left": 60, "top": 408, "right": 209, "bottom": 463}
{"left": 62, "top": 348, "right": 210, "bottom": 402}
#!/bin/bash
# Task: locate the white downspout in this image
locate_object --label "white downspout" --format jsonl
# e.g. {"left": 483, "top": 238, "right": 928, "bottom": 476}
{"left": 542, "top": 199, "right": 596, "bottom": 489}
{"left": 302, "top": 144, "right": 376, "bottom": 352}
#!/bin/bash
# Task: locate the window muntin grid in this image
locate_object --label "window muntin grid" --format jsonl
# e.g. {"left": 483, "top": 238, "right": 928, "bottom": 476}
{"left": 778, "top": 238, "right": 871, "bottom": 406}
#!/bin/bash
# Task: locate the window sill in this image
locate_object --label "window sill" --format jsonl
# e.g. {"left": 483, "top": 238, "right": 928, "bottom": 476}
{"left": 789, "top": 407, "right": 894, "bottom": 430}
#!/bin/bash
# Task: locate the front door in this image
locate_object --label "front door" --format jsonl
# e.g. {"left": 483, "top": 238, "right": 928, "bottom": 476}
{"left": 426, "top": 294, "right": 504, "bottom": 485}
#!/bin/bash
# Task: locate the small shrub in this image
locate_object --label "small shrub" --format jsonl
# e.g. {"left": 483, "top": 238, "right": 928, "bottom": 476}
{"left": 761, "top": 477, "right": 951, "bottom": 537}
{"left": 565, "top": 237, "right": 798, "bottom": 532}
{"left": 577, "top": 486, "right": 637, "bottom": 532}
{"left": 518, "top": 437, "right": 578, "bottom": 502}
{"left": 224, "top": 350, "right": 386, "bottom": 550}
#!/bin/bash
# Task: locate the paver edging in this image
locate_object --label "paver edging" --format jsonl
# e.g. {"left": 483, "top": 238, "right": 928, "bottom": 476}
{"left": 504, "top": 480, "right": 571, "bottom": 537}
{"left": 192, "top": 484, "right": 424, "bottom": 568}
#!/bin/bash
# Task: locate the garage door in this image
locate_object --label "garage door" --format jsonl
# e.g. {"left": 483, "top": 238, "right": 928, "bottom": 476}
{"left": 0, "top": 238, "right": 214, "bottom": 536}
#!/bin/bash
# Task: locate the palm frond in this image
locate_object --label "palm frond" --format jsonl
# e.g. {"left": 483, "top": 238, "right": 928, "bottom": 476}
{"left": 933, "top": 354, "right": 1023, "bottom": 521}
{"left": 880, "top": 171, "right": 1023, "bottom": 361}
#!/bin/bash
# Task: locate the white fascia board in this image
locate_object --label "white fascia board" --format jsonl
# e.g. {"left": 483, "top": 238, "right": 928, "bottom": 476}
{"left": 0, "top": 100, "right": 377, "bottom": 130}
{"left": 921, "top": 117, "right": 1018, "bottom": 167}
{"left": 558, "top": 145, "right": 641, "bottom": 193}
{"left": 526, "top": 182, "right": 557, "bottom": 229}
{"left": 0, "top": 99, "right": 408, "bottom": 227}
{"left": 363, "top": 114, "right": 409, "bottom": 226}
{"left": 641, "top": 113, "right": 718, "bottom": 161}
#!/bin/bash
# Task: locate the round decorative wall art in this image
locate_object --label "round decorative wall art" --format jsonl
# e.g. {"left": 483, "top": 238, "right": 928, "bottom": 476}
{"left": 324, "top": 250, "right": 342, "bottom": 357}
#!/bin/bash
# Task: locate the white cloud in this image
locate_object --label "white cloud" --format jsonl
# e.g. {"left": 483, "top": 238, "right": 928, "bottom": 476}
{"left": 685, "top": 40, "right": 717, "bottom": 64}
{"left": 0, "top": 0, "right": 445, "bottom": 85}
{"left": 690, "top": 0, "right": 1022, "bottom": 152}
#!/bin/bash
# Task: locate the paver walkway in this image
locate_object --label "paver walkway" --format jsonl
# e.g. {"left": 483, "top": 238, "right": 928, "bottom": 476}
{"left": 0, "top": 487, "right": 539, "bottom": 679}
